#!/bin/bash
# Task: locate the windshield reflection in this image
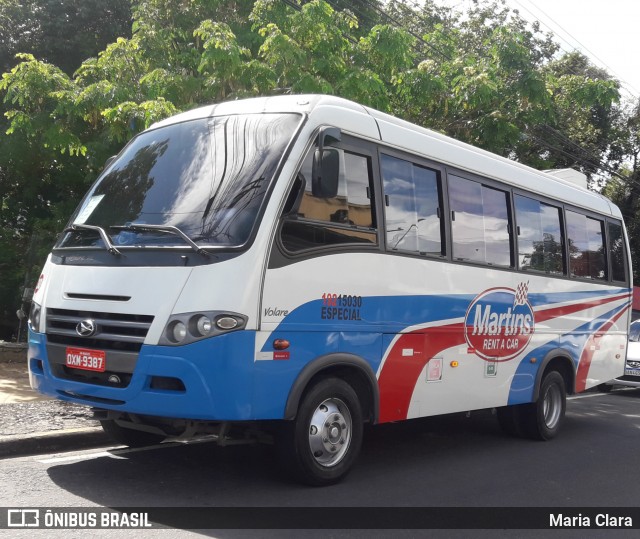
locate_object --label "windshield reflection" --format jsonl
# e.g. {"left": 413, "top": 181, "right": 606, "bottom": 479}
{"left": 60, "top": 113, "right": 300, "bottom": 250}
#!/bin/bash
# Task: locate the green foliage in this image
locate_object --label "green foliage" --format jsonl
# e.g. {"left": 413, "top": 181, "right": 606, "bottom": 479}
{"left": 0, "top": 54, "right": 85, "bottom": 155}
{"left": 602, "top": 102, "right": 640, "bottom": 280}
{"left": 358, "top": 24, "right": 416, "bottom": 81}
{"left": 102, "top": 99, "right": 178, "bottom": 141}
{"left": 195, "top": 20, "right": 252, "bottom": 100}
{"left": 539, "top": 54, "right": 621, "bottom": 182}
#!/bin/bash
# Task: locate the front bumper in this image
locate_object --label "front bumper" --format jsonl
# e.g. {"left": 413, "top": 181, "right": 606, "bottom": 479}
{"left": 28, "top": 329, "right": 258, "bottom": 421}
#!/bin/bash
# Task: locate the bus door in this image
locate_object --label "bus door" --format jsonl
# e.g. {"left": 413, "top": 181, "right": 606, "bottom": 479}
{"left": 257, "top": 137, "right": 382, "bottom": 409}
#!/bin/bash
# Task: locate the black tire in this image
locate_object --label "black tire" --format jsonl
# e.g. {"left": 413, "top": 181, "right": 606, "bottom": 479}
{"left": 100, "top": 419, "right": 166, "bottom": 447}
{"left": 278, "top": 377, "right": 363, "bottom": 486}
{"left": 520, "top": 370, "right": 566, "bottom": 441}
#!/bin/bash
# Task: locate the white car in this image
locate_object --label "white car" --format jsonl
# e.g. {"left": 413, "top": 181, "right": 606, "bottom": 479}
{"left": 601, "top": 319, "right": 640, "bottom": 390}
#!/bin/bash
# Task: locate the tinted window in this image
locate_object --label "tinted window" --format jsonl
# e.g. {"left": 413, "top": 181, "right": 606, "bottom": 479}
{"left": 449, "top": 175, "right": 511, "bottom": 267}
{"left": 608, "top": 222, "right": 627, "bottom": 283}
{"left": 381, "top": 154, "right": 443, "bottom": 255}
{"left": 566, "top": 211, "right": 606, "bottom": 280}
{"left": 281, "top": 148, "right": 376, "bottom": 252}
{"left": 61, "top": 114, "right": 300, "bottom": 249}
{"left": 515, "top": 195, "right": 564, "bottom": 274}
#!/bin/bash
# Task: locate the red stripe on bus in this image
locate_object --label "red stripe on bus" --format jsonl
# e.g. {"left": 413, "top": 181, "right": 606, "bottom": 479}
{"left": 534, "top": 293, "right": 630, "bottom": 323}
{"left": 378, "top": 324, "right": 465, "bottom": 423}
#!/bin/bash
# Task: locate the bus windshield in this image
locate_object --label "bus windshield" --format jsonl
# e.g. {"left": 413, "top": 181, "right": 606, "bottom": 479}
{"left": 59, "top": 113, "right": 301, "bottom": 250}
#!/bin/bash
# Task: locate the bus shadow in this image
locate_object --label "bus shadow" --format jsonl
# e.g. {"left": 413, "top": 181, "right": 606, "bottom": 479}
{"left": 43, "top": 411, "right": 504, "bottom": 530}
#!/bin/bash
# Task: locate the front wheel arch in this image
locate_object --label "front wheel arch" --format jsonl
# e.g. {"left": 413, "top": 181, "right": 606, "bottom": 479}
{"left": 283, "top": 353, "right": 379, "bottom": 424}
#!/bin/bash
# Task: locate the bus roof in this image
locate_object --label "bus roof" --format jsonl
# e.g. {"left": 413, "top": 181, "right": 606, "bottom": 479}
{"left": 148, "top": 94, "right": 620, "bottom": 219}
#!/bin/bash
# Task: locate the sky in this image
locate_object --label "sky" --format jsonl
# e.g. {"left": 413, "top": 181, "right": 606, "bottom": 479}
{"left": 435, "top": 0, "right": 640, "bottom": 101}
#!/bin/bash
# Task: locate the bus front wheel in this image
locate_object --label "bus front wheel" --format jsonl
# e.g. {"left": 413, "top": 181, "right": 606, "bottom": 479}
{"left": 279, "top": 377, "right": 363, "bottom": 486}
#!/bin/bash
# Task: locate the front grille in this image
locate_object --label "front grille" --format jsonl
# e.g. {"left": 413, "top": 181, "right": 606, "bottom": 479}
{"left": 46, "top": 308, "right": 154, "bottom": 387}
{"left": 46, "top": 308, "right": 154, "bottom": 352}
{"left": 47, "top": 334, "right": 141, "bottom": 353}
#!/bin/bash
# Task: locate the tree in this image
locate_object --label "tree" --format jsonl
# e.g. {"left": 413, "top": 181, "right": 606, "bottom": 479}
{"left": 0, "top": 0, "right": 131, "bottom": 339}
{"left": 0, "top": 0, "right": 132, "bottom": 75}
{"left": 526, "top": 51, "right": 620, "bottom": 185}
{"left": 602, "top": 102, "right": 640, "bottom": 280}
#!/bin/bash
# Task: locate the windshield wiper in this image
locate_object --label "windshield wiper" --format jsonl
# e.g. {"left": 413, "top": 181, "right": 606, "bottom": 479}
{"left": 110, "top": 224, "right": 211, "bottom": 257}
{"left": 63, "top": 224, "right": 121, "bottom": 256}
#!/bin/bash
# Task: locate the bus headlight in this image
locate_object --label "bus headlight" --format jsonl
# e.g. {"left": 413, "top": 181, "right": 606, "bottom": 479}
{"left": 28, "top": 302, "right": 42, "bottom": 333}
{"left": 160, "top": 310, "right": 247, "bottom": 346}
{"left": 167, "top": 321, "right": 187, "bottom": 344}
{"left": 194, "top": 315, "right": 213, "bottom": 337}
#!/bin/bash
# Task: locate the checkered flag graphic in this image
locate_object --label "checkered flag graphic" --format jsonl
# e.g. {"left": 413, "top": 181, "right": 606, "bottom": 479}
{"left": 514, "top": 281, "right": 529, "bottom": 307}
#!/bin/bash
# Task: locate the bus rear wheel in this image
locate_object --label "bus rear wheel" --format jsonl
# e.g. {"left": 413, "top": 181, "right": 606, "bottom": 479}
{"left": 100, "top": 419, "right": 166, "bottom": 448}
{"left": 521, "top": 370, "right": 566, "bottom": 440}
{"left": 278, "top": 377, "right": 363, "bottom": 486}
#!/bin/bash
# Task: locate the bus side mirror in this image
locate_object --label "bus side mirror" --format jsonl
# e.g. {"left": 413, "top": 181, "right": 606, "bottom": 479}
{"left": 312, "top": 149, "right": 340, "bottom": 198}
{"left": 312, "top": 127, "right": 341, "bottom": 198}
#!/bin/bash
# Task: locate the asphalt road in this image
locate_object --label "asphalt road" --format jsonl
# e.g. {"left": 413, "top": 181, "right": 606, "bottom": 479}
{"left": 1, "top": 388, "right": 640, "bottom": 537}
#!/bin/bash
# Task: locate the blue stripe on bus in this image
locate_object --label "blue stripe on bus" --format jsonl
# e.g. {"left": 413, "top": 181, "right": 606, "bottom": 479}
{"left": 264, "top": 288, "right": 629, "bottom": 338}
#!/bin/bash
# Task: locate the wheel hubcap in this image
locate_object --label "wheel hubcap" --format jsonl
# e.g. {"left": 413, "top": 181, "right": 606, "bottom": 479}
{"left": 543, "top": 383, "right": 562, "bottom": 429}
{"left": 308, "top": 398, "right": 352, "bottom": 467}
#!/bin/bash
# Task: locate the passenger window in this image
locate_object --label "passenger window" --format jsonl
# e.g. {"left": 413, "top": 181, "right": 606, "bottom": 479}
{"left": 280, "top": 146, "right": 377, "bottom": 252}
{"left": 608, "top": 221, "right": 627, "bottom": 283}
{"left": 381, "top": 154, "right": 443, "bottom": 255}
{"left": 566, "top": 210, "right": 606, "bottom": 280}
{"left": 515, "top": 195, "right": 564, "bottom": 274}
{"left": 449, "top": 175, "right": 511, "bottom": 267}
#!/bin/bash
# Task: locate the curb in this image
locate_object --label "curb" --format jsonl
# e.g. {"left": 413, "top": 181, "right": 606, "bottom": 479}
{"left": 0, "top": 427, "right": 111, "bottom": 459}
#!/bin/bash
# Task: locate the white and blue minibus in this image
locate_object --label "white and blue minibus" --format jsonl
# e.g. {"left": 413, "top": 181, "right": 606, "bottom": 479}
{"left": 28, "top": 95, "right": 632, "bottom": 484}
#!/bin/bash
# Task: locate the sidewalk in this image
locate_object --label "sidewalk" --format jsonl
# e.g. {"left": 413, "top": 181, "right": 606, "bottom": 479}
{"left": 0, "top": 349, "right": 109, "bottom": 457}
{"left": 0, "top": 359, "right": 50, "bottom": 404}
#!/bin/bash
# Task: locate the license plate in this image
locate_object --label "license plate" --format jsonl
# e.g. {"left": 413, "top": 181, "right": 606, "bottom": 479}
{"left": 65, "top": 347, "right": 106, "bottom": 372}
{"left": 624, "top": 368, "right": 640, "bottom": 377}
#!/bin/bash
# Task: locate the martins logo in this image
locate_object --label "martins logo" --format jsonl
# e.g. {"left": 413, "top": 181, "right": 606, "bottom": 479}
{"left": 464, "top": 282, "right": 535, "bottom": 361}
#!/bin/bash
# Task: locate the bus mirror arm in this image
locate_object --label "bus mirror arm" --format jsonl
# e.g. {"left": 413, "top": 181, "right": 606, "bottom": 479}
{"left": 317, "top": 127, "right": 341, "bottom": 154}
{"left": 312, "top": 127, "right": 341, "bottom": 198}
